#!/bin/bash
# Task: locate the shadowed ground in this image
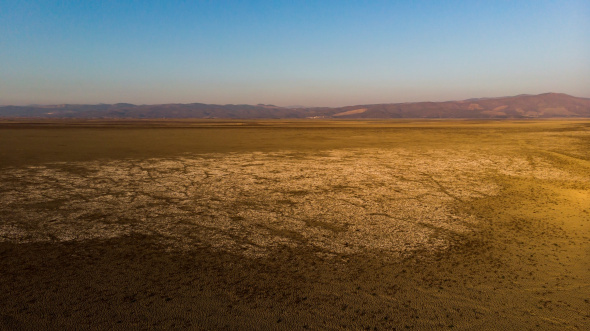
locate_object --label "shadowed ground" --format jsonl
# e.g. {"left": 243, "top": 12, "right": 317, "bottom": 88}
{"left": 0, "top": 120, "right": 589, "bottom": 329}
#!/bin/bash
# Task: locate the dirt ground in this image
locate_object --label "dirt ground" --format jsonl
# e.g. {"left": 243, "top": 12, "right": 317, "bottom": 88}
{"left": 0, "top": 119, "right": 589, "bottom": 329}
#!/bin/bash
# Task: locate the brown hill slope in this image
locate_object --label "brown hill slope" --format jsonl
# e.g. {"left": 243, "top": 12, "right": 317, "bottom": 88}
{"left": 1, "top": 93, "right": 589, "bottom": 119}
{"left": 317, "top": 93, "right": 590, "bottom": 118}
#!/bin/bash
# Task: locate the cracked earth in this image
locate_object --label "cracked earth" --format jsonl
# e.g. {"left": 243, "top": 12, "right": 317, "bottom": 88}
{"left": 1, "top": 148, "right": 579, "bottom": 259}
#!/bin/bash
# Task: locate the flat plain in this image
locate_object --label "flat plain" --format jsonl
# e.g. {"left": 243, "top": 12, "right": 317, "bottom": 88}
{"left": 0, "top": 119, "right": 589, "bottom": 329}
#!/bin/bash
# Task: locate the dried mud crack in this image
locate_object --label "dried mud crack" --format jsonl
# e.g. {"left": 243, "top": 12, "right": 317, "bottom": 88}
{"left": 1, "top": 148, "right": 580, "bottom": 259}
{"left": 1, "top": 121, "right": 589, "bottom": 330}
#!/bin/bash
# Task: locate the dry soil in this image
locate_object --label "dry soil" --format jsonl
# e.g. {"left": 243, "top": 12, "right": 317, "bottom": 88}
{"left": 0, "top": 119, "right": 589, "bottom": 329}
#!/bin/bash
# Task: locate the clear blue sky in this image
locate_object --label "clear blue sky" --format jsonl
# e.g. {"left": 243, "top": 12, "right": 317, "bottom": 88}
{"left": 1, "top": 0, "right": 588, "bottom": 106}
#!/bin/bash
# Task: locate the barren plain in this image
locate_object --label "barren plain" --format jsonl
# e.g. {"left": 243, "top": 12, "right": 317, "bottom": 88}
{"left": 0, "top": 120, "right": 589, "bottom": 329}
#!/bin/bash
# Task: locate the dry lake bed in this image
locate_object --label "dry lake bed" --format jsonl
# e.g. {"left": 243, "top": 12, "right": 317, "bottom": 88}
{"left": 0, "top": 119, "right": 589, "bottom": 329}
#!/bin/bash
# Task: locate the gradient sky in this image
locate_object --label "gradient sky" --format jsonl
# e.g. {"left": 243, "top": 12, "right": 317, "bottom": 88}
{"left": 1, "top": 0, "right": 589, "bottom": 106}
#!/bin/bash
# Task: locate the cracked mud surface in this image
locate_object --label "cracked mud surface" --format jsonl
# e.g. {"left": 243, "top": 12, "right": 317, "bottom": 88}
{"left": 0, "top": 148, "right": 582, "bottom": 260}
{"left": 0, "top": 149, "right": 506, "bottom": 257}
{"left": 1, "top": 120, "right": 589, "bottom": 329}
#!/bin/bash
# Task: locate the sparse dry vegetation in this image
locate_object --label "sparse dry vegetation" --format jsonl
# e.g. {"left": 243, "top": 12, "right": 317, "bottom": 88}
{"left": 0, "top": 120, "right": 589, "bottom": 329}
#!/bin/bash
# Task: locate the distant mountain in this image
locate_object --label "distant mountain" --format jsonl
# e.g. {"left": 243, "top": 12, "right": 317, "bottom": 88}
{"left": 318, "top": 93, "right": 590, "bottom": 119}
{"left": 1, "top": 93, "right": 589, "bottom": 119}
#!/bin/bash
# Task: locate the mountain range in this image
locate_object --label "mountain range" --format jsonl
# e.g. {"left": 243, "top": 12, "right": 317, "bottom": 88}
{"left": 1, "top": 93, "right": 589, "bottom": 119}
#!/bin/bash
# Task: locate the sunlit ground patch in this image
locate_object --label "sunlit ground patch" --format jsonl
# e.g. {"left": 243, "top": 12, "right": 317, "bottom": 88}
{"left": 0, "top": 148, "right": 583, "bottom": 258}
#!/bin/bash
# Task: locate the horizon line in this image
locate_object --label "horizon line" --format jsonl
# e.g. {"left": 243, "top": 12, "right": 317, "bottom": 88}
{"left": 2, "top": 92, "right": 585, "bottom": 108}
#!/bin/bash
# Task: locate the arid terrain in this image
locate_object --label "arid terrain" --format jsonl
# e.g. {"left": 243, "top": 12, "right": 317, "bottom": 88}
{"left": 0, "top": 120, "right": 589, "bottom": 329}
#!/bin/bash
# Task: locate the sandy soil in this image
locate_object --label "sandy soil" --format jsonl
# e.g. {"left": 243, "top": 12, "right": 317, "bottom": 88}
{"left": 0, "top": 120, "right": 589, "bottom": 329}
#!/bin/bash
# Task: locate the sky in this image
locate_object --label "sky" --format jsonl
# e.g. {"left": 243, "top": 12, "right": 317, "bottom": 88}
{"left": 1, "top": 0, "right": 589, "bottom": 107}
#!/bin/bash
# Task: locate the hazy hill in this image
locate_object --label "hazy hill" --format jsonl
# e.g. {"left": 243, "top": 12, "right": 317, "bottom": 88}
{"left": 1, "top": 93, "right": 589, "bottom": 119}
